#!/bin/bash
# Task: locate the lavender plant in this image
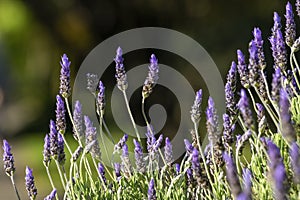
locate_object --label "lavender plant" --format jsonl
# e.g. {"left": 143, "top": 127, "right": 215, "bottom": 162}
{"left": 3, "top": 1, "right": 300, "bottom": 199}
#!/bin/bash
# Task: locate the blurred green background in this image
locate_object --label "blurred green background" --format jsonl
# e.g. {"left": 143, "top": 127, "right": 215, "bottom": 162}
{"left": 0, "top": 0, "right": 287, "bottom": 198}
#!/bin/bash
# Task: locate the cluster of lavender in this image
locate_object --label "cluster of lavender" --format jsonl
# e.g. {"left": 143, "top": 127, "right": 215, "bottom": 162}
{"left": 2, "top": 1, "right": 300, "bottom": 199}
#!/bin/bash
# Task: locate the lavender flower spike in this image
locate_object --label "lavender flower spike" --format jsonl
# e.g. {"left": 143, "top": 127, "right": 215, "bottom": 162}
{"left": 225, "top": 61, "right": 237, "bottom": 115}
{"left": 253, "top": 27, "right": 266, "bottom": 69}
{"left": 73, "top": 100, "right": 83, "bottom": 141}
{"left": 84, "top": 116, "right": 101, "bottom": 160}
{"left": 114, "top": 134, "right": 128, "bottom": 153}
{"left": 237, "top": 50, "right": 250, "bottom": 89}
{"left": 3, "top": 140, "right": 15, "bottom": 176}
{"left": 86, "top": 73, "right": 99, "bottom": 96}
{"left": 114, "top": 47, "right": 128, "bottom": 91}
{"left": 290, "top": 142, "right": 300, "bottom": 183}
{"left": 134, "top": 139, "right": 145, "bottom": 173}
{"left": 57, "top": 133, "right": 66, "bottom": 165}
{"left": 49, "top": 120, "right": 59, "bottom": 158}
{"left": 59, "top": 54, "right": 71, "bottom": 98}
{"left": 98, "top": 162, "right": 107, "bottom": 185}
{"left": 267, "top": 141, "right": 289, "bottom": 200}
{"left": 191, "top": 89, "right": 203, "bottom": 124}
{"left": 184, "top": 139, "right": 194, "bottom": 155}
{"left": 223, "top": 152, "right": 241, "bottom": 198}
{"left": 148, "top": 178, "right": 156, "bottom": 200}
{"left": 96, "top": 81, "right": 105, "bottom": 115}
{"left": 248, "top": 40, "right": 259, "bottom": 87}
{"left": 206, "top": 97, "right": 220, "bottom": 146}
{"left": 121, "top": 144, "right": 132, "bottom": 178}
{"left": 237, "top": 168, "right": 252, "bottom": 200}
{"left": 238, "top": 89, "right": 253, "bottom": 130}
{"left": 297, "top": 0, "right": 300, "bottom": 17}
{"left": 279, "top": 89, "right": 296, "bottom": 144}
{"left": 25, "top": 166, "right": 37, "bottom": 199}
{"left": 143, "top": 54, "right": 159, "bottom": 99}
{"left": 164, "top": 137, "right": 173, "bottom": 165}
{"left": 285, "top": 2, "right": 296, "bottom": 47}
{"left": 114, "top": 163, "right": 121, "bottom": 181}
{"left": 271, "top": 68, "right": 281, "bottom": 103}
{"left": 44, "top": 189, "right": 56, "bottom": 200}
{"left": 55, "top": 95, "right": 66, "bottom": 134}
{"left": 43, "top": 134, "right": 51, "bottom": 167}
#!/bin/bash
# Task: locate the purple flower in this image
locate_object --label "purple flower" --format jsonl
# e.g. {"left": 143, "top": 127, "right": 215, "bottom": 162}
{"left": 121, "top": 144, "right": 132, "bottom": 177}
{"left": 285, "top": 2, "right": 296, "bottom": 47}
{"left": 86, "top": 73, "right": 99, "bottom": 96}
{"left": 184, "top": 139, "right": 194, "bottom": 155}
{"left": 191, "top": 148, "right": 200, "bottom": 173}
{"left": 270, "top": 27, "right": 287, "bottom": 71}
{"left": 224, "top": 152, "right": 241, "bottom": 198}
{"left": 290, "top": 142, "right": 300, "bottom": 183}
{"left": 49, "top": 120, "right": 59, "bottom": 157}
{"left": 297, "top": 0, "right": 300, "bottom": 17}
{"left": 59, "top": 54, "right": 71, "bottom": 98}
{"left": 72, "top": 146, "right": 83, "bottom": 162}
{"left": 114, "top": 47, "right": 128, "bottom": 91}
{"left": 223, "top": 113, "right": 235, "bottom": 151}
{"left": 240, "top": 168, "right": 252, "bottom": 199}
{"left": 84, "top": 116, "right": 101, "bottom": 160}
{"left": 98, "top": 162, "right": 107, "bottom": 185}
{"left": 238, "top": 89, "right": 253, "bottom": 129}
{"left": 146, "top": 126, "right": 156, "bottom": 152}
{"left": 186, "top": 168, "right": 193, "bottom": 187}
{"left": 134, "top": 139, "right": 145, "bottom": 173}
{"left": 148, "top": 178, "right": 156, "bottom": 200}
{"left": 175, "top": 163, "right": 180, "bottom": 174}
{"left": 57, "top": 133, "right": 65, "bottom": 165}
{"left": 225, "top": 61, "right": 237, "bottom": 115}
{"left": 267, "top": 141, "right": 289, "bottom": 199}
{"left": 253, "top": 27, "right": 266, "bottom": 70}
{"left": 73, "top": 100, "right": 83, "bottom": 141}
{"left": 25, "top": 166, "right": 37, "bottom": 199}
{"left": 96, "top": 81, "right": 105, "bottom": 115}
{"left": 152, "top": 134, "right": 163, "bottom": 153}
{"left": 55, "top": 95, "right": 66, "bottom": 134}
{"left": 191, "top": 89, "right": 203, "bottom": 124}
{"left": 43, "top": 134, "right": 51, "bottom": 167}
{"left": 44, "top": 189, "right": 56, "bottom": 200}
{"left": 271, "top": 68, "right": 281, "bottom": 103}
{"left": 143, "top": 54, "right": 159, "bottom": 99}
{"left": 2, "top": 140, "right": 15, "bottom": 176}
{"left": 256, "top": 103, "right": 268, "bottom": 133}
{"left": 280, "top": 89, "right": 296, "bottom": 144}
{"left": 114, "top": 134, "right": 128, "bottom": 153}
{"left": 164, "top": 137, "right": 173, "bottom": 165}
{"left": 237, "top": 50, "right": 250, "bottom": 88}
{"left": 248, "top": 40, "right": 259, "bottom": 86}
{"left": 114, "top": 163, "right": 121, "bottom": 181}
{"left": 206, "top": 97, "right": 220, "bottom": 146}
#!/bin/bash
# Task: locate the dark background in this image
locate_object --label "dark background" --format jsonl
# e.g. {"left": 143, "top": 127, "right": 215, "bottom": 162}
{"left": 0, "top": 0, "right": 288, "bottom": 198}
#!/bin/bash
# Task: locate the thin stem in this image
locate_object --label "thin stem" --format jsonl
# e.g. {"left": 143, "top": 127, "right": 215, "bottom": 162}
{"left": 99, "top": 112, "right": 110, "bottom": 162}
{"left": 122, "top": 90, "right": 141, "bottom": 142}
{"left": 10, "top": 175, "right": 21, "bottom": 200}
{"left": 61, "top": 134, "right": 72, "bottom": 156}
{"left": 46, "top": 166, "right": 59, "bottom": 200}
{"left": 55, "top": 160, "right": 66, "bottom": 190}
{"left": 103, "top": 119, "right": 115, "bottom": 144}
{"left": 291, "top": 53, "right": 300, "bottom": 90}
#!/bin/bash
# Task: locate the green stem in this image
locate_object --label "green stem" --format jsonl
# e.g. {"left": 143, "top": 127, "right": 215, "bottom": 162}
{"left": 122, "top": 90, "right": 141, "bottom": 142}
{"left": 55, "top": 160, "right": 66, "bottom": 190}
{"left": 10, "top": 175, "right": 21, "bottom": 200}
{"left": 46, "top": 166, "right": 59, "bottom": 200}
{"left": 99, "top": 112, "right": 110, "bottom": 162}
